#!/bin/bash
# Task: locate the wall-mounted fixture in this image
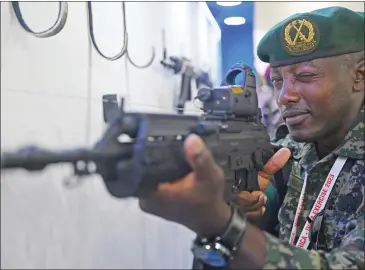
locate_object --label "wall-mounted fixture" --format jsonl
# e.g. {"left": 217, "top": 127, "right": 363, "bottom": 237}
{"left": 224, "top": 16, "right": 246, "bottom": 25}
{"left": 216, "top": 2, "right": 242, "bottom": 7}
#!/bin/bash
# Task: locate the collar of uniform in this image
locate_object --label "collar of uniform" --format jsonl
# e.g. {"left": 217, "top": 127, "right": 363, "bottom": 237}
{"left": 297, "top": 143, "right": 316, "bottom": 173}
{"left": 333, "top": 106, "right": 365, "bottom": 160}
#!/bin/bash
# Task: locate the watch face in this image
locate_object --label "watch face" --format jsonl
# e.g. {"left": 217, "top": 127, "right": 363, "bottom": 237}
{"left": 193, "top": 245, "right": 227, "bottom": 267}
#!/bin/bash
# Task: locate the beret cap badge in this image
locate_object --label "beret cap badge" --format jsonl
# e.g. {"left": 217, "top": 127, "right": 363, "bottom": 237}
{"left": 282, "top": 17, "right": 320, "bottom": 56}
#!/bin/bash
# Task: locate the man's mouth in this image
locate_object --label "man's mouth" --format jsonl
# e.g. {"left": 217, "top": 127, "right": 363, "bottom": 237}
{"left": 282, "top": 110, "right": 310, "bottom": 126}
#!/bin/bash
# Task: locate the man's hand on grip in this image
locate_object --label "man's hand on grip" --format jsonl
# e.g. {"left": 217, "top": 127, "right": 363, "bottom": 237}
{"left": 234, "top": 147, "right": 291, "bottom": 222}
{"left": 139, "top": 134, "right": 291, "bottom": 236}
{"left": 234, "top": 191, "right": 267, "bottom": 222}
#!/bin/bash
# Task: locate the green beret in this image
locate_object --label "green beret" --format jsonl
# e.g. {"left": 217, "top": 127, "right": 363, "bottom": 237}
{"left": 257, "top": 6, "right": 365, "bottom": 68}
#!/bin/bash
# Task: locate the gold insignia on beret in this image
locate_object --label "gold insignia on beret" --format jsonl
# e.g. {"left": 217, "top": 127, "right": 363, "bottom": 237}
{"left": 282, "top": 17, "right": 319, "bottom": 55}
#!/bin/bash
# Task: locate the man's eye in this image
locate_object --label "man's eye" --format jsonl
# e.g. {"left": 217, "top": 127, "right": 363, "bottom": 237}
{"left": 296, "top": 73, "right": 316, "bottom": 79}
{"left": 271, "top": 78, "right": 281, "bottom": 83}
{"left": 271, "top": 78, "right": 283, "bottom": 87}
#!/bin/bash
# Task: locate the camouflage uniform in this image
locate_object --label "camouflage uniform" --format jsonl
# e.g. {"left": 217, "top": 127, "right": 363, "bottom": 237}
{"left": 263, "top": 107, "right": 364, "bottom": 269}
{"left": 255, "top": 6, "right": 364, "bottom": 268}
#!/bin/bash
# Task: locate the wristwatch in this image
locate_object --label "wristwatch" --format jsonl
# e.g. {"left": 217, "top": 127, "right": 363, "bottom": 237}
{"left": 191, "top": 205, "right": 248, "bottom": 268}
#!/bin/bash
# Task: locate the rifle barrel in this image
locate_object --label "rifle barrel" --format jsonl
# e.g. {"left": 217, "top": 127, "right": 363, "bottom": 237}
{"left": 1, "top": 145, "right": 134, "bottom": 171}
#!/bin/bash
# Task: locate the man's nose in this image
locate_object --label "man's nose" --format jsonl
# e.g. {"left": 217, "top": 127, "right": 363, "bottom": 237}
{"left": 278, "top": 79, "right": 301, "bottom": 105}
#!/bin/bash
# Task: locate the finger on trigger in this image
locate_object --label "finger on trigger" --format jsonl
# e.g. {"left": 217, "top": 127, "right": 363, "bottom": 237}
{"left": 263, "top": 147, "right": 291, "bottom": 175}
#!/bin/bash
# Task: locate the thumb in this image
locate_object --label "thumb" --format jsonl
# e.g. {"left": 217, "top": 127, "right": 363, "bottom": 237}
{"left": 262, "top": 147, "right": 291, "bottom": 176}
{"left": 184, "top": 134, "right": 221, "bottom": 182}
{"left": 257, "top": 148, "right": 291, "bottom": 191}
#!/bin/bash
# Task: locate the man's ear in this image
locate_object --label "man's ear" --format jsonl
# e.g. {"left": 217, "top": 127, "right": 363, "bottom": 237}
{"left": 353, "top": 59, "right": 364, "bottom": 92}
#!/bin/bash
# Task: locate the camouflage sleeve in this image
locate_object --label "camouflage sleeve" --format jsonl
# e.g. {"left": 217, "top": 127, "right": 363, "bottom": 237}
{"left": 263, "top": 211, "right": 365, "bottom": 269}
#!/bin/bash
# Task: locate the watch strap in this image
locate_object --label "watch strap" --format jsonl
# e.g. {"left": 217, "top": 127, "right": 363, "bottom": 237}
{"left": 220, "top": 205, "right": 247, "bottom": 254}
{"left": 193, "top": 204, "right": 248, "bottom": 264}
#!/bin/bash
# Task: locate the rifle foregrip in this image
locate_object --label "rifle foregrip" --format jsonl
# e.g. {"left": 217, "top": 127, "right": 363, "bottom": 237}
{"left": 109, "top": 144, "right": 192, "bottom": 198}
{"left": 149, "top": 145, "right": 192, "bottom": 184}
{"left": 137, "top": 145, "right": 193, "bottom": 197}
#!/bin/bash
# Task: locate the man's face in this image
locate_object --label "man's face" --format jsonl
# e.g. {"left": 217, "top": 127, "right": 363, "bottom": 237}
{"left": 270, "top": 57, "right": 356, "bottom": 142}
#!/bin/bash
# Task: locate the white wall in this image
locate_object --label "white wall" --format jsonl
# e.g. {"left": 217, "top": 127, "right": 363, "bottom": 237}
{"left": 253, "top": 1, "right": 365, "bottom": 75}
{"left": 0, "top": 2, "right": 221, "bottom": 269}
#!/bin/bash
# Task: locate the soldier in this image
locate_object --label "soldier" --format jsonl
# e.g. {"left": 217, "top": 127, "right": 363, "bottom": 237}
{"left": 139, "top": 6, "right": 364, "bottom": 269}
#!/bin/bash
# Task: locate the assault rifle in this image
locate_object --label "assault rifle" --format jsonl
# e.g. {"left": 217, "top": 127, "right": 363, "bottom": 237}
{"left": 1, "top": 63, "right": 276, "bottom": 200}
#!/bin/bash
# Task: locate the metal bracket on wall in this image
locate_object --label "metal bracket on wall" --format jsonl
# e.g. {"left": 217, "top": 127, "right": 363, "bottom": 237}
{"left": 102, "top": 94, "right": 120, "bottom": 124}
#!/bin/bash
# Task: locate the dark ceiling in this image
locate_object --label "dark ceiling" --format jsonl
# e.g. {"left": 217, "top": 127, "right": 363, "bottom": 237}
{"left": 206, "top": 1, "right": 254, "bottom": 28}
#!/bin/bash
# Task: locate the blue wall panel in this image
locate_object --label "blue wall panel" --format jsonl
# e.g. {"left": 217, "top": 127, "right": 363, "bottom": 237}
{"left": 221, "top": 23, "right": 254, "bottom": 75}
{"left": 207, "top": 1, "right": 254, "bottom": 78}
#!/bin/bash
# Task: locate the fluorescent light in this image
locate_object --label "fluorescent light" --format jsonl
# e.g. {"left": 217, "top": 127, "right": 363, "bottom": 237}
{"left": 224, "top": 16, "right": 246, "bottom": 25}
{"left": 216, "top": 2, "right": 242, "bottom": 7}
